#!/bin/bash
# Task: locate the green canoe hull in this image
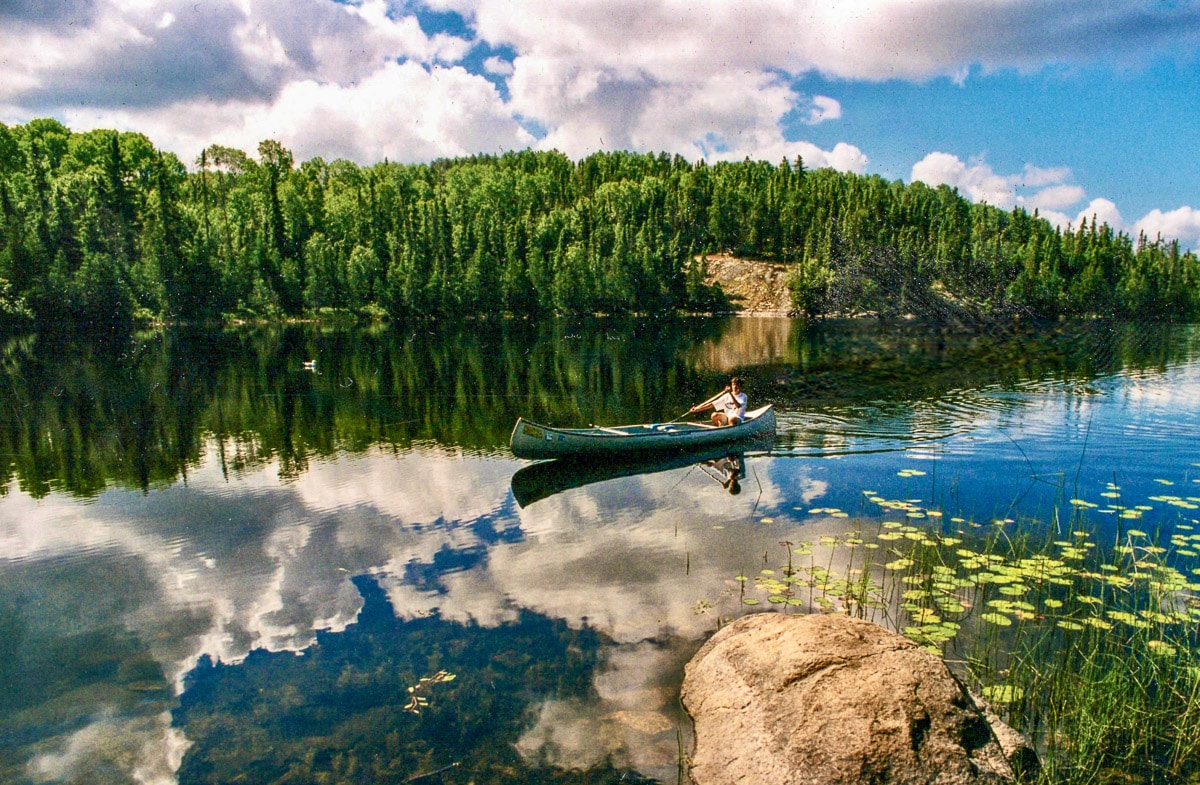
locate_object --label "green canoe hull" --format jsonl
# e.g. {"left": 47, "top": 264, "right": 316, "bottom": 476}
{"left": 509, "top": 405, "right": 776, "bottom": 460}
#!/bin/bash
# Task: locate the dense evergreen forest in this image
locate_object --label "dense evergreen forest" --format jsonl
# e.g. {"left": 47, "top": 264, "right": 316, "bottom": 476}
{"left": 1, "top": 118, "right": 1197, "bottom": 331}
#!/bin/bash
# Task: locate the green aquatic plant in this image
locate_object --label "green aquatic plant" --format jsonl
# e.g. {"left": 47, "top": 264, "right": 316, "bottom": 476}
{"left": 731, "top": 470, "right": 1200, "bottom": 785}
{"left": 403, "top": 670, "right": 457, "bottom": 715}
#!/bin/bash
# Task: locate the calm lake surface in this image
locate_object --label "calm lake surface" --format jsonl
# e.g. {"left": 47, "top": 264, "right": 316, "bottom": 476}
{"left": 1, "top": 317, "right": 1198, "bottom": 785}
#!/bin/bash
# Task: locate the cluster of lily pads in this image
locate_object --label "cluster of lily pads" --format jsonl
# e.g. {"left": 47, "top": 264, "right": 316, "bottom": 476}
{"left": 403, "top": 670, "right": 457, "bottom": 715}
{"left": 1069, "top": 478, "right": 1200, "bottom": 522}
{"left": 734, "top": 471, "right": 1200, "bottom": 703}
{"left": 727, "top": 466, "right": 1200, "bottom": 781}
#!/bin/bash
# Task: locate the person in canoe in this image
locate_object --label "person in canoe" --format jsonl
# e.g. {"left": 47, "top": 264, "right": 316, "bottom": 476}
{"left": 690, "top": 377, "right": 747, "bottom": 426}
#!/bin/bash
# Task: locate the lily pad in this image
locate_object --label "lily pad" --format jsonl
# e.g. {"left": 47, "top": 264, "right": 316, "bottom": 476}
{"left": 1147, "top": 640, "right": 1178, "bottom": 656}
{"left": 982, "top": 685, "right": 1024, "bottom": 704}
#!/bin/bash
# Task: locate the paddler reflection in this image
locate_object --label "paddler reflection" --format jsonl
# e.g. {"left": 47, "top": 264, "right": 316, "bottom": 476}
{"left": 700, "top": 453, "right": 744, "bottom": 494}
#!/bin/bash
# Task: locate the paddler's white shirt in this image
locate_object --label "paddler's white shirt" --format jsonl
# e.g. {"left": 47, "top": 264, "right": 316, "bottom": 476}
{"left": 714, "top": 390, "right": 747, "bottom": 420}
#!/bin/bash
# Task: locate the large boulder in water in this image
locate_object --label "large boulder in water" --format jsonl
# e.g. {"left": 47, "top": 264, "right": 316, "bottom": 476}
{"left": 681, "top": 613, "right": 1035, "bottom": 785}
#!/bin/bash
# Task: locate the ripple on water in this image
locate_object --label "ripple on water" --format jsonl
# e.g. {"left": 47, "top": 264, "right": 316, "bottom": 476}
{"left": 774, "top": 386, "right": 1048, "bottom": 456}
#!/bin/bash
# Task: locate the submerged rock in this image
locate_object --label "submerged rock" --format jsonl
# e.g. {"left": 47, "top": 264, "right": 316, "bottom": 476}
{"left": 681, "top": 613, "right": 1035, "bottom": 785}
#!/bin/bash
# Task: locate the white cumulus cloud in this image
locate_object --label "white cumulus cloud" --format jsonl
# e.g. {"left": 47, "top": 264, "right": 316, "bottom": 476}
{"left": 483, "top": 55, "right": 515, "bottom": 76}
{"left": 433, "top": 0, "right": 1200, "bottom": 82}
{"left": 1018, "top": 163, "right": 1073, "bottom": 188}
{"left": 803, "top": 95, "right": 842, "bottom": 124}
{"left": 504, "top": 61, "right": 863, "bottom": 169}
{"left": 911, "top": 152, "right": 1087, "bottom": 216}
{"left": 911, "top": 152, "right": 1019, "bottom": 206}
{"left": 911, "top": 155, "right": 1200, "bottom": 251}
{"left": 1075, "top": 197, "right": 1125, "bottom": 231}
{"left": 1135, "top": 206, "right": 1200, "bottom": 250}
{"left": 66, "top": 61, "right": 535, "bottom": 165}
{"left": 1028, "top": 184, "right": 1086, "bottom": 212}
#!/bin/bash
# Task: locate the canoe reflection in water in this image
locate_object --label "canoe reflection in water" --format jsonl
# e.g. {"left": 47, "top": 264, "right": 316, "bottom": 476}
{"left": 509, "top": 433, "right": 772, "bottom": 508}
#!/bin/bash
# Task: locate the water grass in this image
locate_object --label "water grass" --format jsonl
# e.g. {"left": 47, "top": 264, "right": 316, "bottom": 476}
{"left": 732, "top": 474, "right": 1200, "bottom": 784}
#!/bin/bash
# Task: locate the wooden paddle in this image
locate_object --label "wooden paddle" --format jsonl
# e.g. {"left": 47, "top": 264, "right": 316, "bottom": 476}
{"left": 668, "top": 387, "right": 728, "bottom": 423}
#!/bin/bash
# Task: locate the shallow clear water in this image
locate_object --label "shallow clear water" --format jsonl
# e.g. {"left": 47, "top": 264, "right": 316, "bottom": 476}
{"left": 1, "top": 318, "right": 1197, "bottom": 784}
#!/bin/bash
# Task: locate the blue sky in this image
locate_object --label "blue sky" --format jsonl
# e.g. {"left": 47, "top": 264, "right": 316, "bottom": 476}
{"left": 790, "top": 60, "right": 1200, "bottom": 220}
{"left": 1, "top": 0, "right": 1198, "bottom": 246}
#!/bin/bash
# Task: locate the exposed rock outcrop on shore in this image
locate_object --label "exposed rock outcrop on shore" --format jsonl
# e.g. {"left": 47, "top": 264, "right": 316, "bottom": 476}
{"left": 699, "top": 254, "right": 996, "bottom": 321}
{"left": 701, "top": 254, "right": 792, "bottom": 314}
{"left": 681, "top": 613, "right": 1036, "bottom": 785}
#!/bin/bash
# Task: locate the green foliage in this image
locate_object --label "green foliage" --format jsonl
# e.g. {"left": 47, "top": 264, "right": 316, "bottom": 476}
{"left": 71, "top": 251, "right": 135, "bottom": 330}
{"left": 1, "top": 118, "right": 1198, "bottom": 332}
{"left": 0, "top": 276, "right": 31, "bottom": 325}
{"left": 787, "top": 247, "right": 834, "bottom": 317}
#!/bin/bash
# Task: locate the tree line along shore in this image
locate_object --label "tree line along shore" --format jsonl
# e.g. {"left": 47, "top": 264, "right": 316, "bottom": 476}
{"left": 1, "top": 118, "right": 1197, "bottom": 332}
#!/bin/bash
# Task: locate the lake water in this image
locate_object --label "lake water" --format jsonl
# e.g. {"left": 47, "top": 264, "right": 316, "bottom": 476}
{"left": 1, "top": 317, "right": 1198, "bottom": 785}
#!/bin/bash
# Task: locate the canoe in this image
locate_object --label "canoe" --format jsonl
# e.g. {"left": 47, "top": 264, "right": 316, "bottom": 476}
{"left": 509, "top": 404, "right": 776, "bottom": 460}
{"left": 510, "top": 432, "right": 773, "bottom": 507}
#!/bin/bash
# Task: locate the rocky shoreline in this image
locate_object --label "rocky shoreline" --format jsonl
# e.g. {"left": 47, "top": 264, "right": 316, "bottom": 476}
{"left": 701, "top": 254, "right": 794, "bottom": 315}
{"left": 681, "top": 613, "right": 1038, "bottom": 785}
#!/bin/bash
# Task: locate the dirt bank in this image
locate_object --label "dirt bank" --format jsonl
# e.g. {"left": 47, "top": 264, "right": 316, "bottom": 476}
{"left": 700, "top": 254, "right": 792, "bottom": 315}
